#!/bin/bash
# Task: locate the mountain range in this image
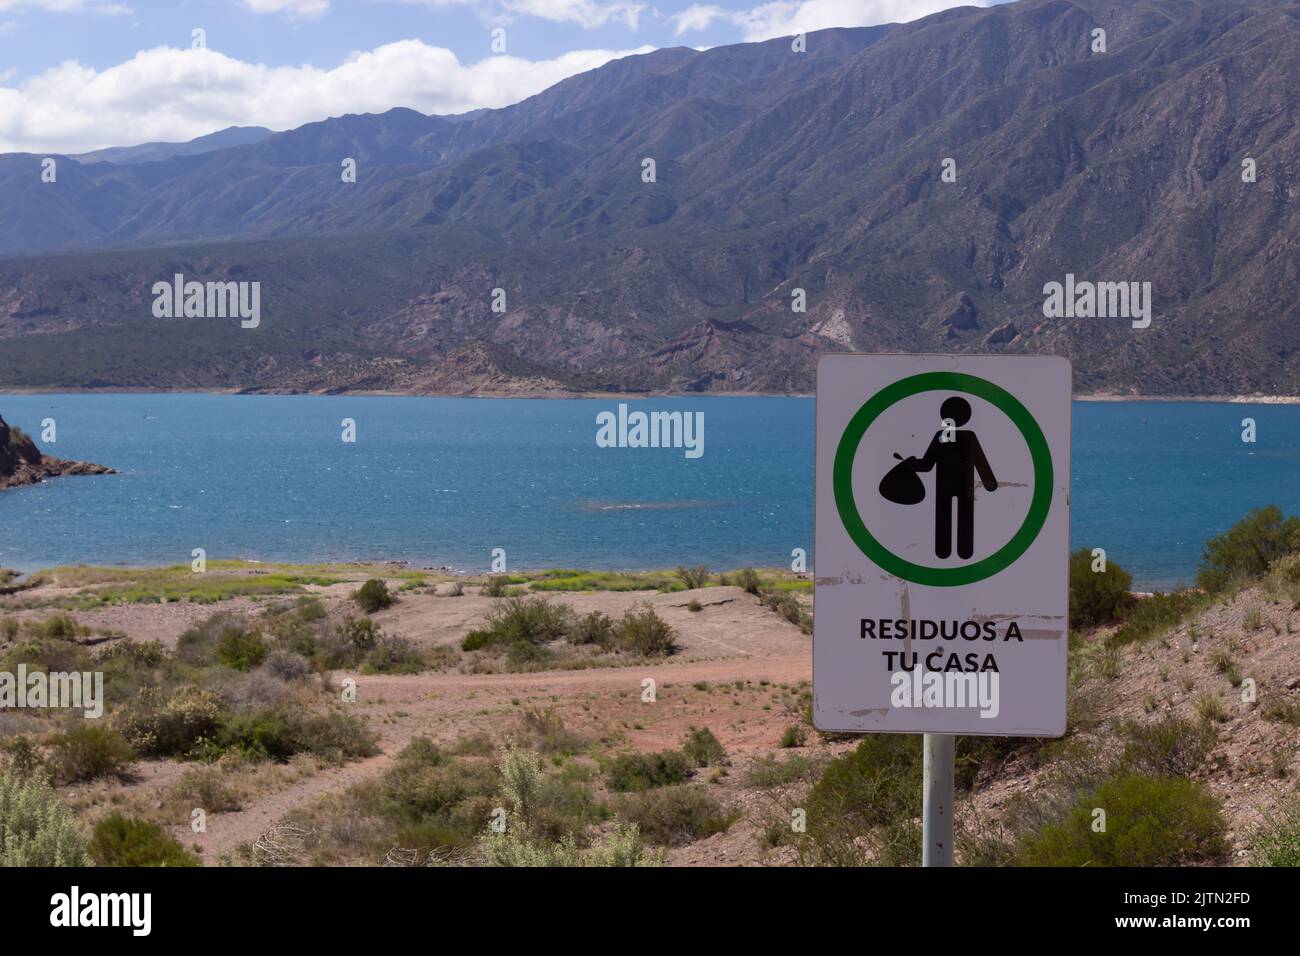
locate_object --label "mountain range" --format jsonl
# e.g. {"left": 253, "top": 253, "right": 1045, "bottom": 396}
{"left": 2, "top": 0, "right": 1299, "bottom": 397}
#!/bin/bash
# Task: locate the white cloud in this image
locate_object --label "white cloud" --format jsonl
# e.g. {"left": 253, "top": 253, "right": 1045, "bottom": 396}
{"left": 243, "top": 0, "right": 330, "bottom": 18}
{"left": 386, "top": 0, "right": 643, "bottom": 28}
{"left": 502, "top": 0, "right": 645, "bottom": 29}
{"left": 670, "top": 4, "right": 726, "bottom": 36}
{"left": 673, "top": 0, "right": 987, "bottom": 42}
{"left": 0, "top": 0, "right": 129, "bottom": 13}
{"left": 0, "top": 40, "right": 656, "bottom": 153}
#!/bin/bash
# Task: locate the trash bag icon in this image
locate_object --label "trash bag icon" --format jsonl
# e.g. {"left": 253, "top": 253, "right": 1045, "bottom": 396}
{"left": 879, "top": 453, "right": 926, "bottom": 505}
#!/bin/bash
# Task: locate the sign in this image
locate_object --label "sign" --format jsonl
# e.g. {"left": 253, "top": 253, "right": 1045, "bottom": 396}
{"left": 813, "top": 354, "right": 1070, "bottom": 737}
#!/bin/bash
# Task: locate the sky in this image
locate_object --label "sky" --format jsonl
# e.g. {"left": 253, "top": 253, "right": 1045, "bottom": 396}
{"left": 0, "top": 0, "right": 995, "bottom": 153}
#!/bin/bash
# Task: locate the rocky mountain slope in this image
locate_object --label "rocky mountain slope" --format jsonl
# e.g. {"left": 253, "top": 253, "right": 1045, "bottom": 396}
{"left": 1, "top": 0, "right": 1298, "bottom": 396}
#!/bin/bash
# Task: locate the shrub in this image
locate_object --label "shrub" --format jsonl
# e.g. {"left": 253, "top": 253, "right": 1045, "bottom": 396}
{"left": 604, "top": 750, "right": 692, "bottom": 792}
{"left": 217, "top": 709, "right": 378, "bottom": 764}
{"left": 0, "top": 770, "right": 87, "bottom": 866}
{"left": 48, "top": 726, "right": 136, "bottom": 784}
{"left": 216, "top": 627, "right": 268, "bottom": 671}
{"left": 806, "top": 735, "right": 920, "bottom": 831}
{"left": 1116, "top": 716, "right": 1216, "bottom": 777}
{"left": 172, "top": 764, "right": 241, "bottom": 812}
{"left": 353, "top": 579, "right": 394, "bottom": 613}
{"left": 1197, "top": 506, "right": 1300, "bottom": 593}
{"left": 483, "top": 576, "right": 510, "bottom": 598}
{"left": 262, "top": 650, "right": 312, "bottom": 682}
{"left": 176, "top": 613, "right": 247, "bottom": 667}
{"left": 676, "top": 565, "right": 710, "bottom": 590}
{"left": 1250, "top": 800, "right": 1300, "bottom": 866}
{"left": 682, "top": 727, "right": 728, "bottom": 767}
{"left": 746, "top": 753, "right": 825, "bottom": 789}
{"left": 1019, "top": 774, "right": 1228, "bottom": 866}
{"left": 614, "top": 603, "right": 677, "bottom": 657}
{"left": 115, "top": 686, "right": 225, "bottom": 758}
{"left": 1195, "top": 695, "right": 1228, "bottom": 723}
{"left": 616, "top": 785, "right": 736, "bottom": 846}
{"left": 88, "top": 813, "right": 199, "bottom": 867}
{"left": 361, "top": 634, "right": 425, "bottom": 674}
{"left": 764, "top": 591, "right": 807, "bottom": 628}
{"left": 736, "top": 568, "right": 762, "bottom": 595}
{"left": 780, "top": 724, "right": 808, "bottom": 748}
{"left": 1111, "top": 591, "right": 1208, "bottom": 646}
{"left": 2, "top": 736, "right": 44, "bottom": 778}
{"left": 499, "top": 747, "right": 546, "bottom": 829}
{"left": 338, "top": 615, "right": 380, "bottom": 652}
{"left": 569, "top": 611, "right": 614, "bottom": 647}
{"left": 469, "top": 596, "right": 575, "bottom": 650}
{"left": 1261, "top": 696, "right": 1300, "bottom": 725}
{"left": 518, "top": 707, "right": 587, "bottom": 755}
{"left": 1068, "top": 548, "right": 1133, "bottom": 628}
{"left": 479, "top": 822, "right": 661, "bottom": 867}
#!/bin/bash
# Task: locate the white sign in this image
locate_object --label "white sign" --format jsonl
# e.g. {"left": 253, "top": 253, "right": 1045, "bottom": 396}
{"left": 813, "top": 354, "right": 1070, "bottom": 737}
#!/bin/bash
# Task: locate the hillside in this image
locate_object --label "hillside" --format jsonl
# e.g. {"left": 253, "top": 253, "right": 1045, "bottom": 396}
{"left": 2, "top": 0, "right": 1300, "bottom": 395}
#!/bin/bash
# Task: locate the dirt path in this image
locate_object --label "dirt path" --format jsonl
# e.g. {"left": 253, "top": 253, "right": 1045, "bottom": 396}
{"left": 175, "top": 647, "right": 812, "bottom": 861}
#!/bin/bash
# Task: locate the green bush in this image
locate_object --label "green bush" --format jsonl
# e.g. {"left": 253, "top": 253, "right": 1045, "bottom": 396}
{"left": 48, "top": 726, "right": 136, "bottom": 784}
{"left": 479, "top": 821, "right": 661, "bottom": 867}
{"left": 176, "top": 613, "right": 246, "bottom": 667}
{"left": 569, "top": 611, "right": 614, "bottom": 647}
{"left": 616, "top": 785, "right": 736, "bottom": 846}
{"left": 780, "top": 724, "right": 808, "bottom": 748}
{"left": 1068, "top": 548, "right": 1133, "bottom": 628}
{"left": 115, "top": 686, "right": 225, "bottom": 758}
{"left": 0, "top": 770, "right": 87, "bottom": 866}
{"left": 88, "top": 813, "right": 199, "bottom": 867}
{"left": 800, "top": 735, "right": 922, "bottom": 866}
{"left": 216, "top": 627, "right": 268, "bottom": 671}
{"left": 353, "top": 579, "right": 394, "bottom": 613}
{"left": 604, "top": 750, "right": 693, "bottom": 792}
{"left": 214, "top": 709, "right": 377, "bottom": 764}
{"left": 1019, "top": 774, "right": 1228, "bottom": 866}
{"left": 682, "top": 727, "right": 728, "bottom": 767}
{"left": 483, "top": 576, "right": 510, "bottom": 598}
{"left": 736, "top": 568, "right": 762, "bottom": 595}
{"left": 614, "top": 603, "right": 677, "bottom": 657}
{"left": 1117, "top": 716, "right": 1216, "bottom": 778}
{"left": 338, "top": 615, "right": 380, "bottom": 651}
{"left": 361, "top": 634, "right": 425, "bottom": 674}
{"left": 1250, "top": 800, "right": 1300, "bottom": 866}
{"left": 676, "top": 565, "right": 710, "bottom": 590}
{"left": 467, "top": 596, "right": 575, "bottom": 650}
{"left": 1111, "top": 590, "right": 1208, "bottom": 646}
{"left": 1197, "top": 506, "right": 1300, "bottom": 593}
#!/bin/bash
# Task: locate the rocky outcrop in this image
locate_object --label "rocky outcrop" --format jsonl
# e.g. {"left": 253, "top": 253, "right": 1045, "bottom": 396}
{"left": 0, "top": 415, "right": 114, "bottom": 490}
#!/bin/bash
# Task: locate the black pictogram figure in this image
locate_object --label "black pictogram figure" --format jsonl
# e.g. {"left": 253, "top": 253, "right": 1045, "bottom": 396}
{"left": 914, "top": 397, "right": 998, "bottom": 559}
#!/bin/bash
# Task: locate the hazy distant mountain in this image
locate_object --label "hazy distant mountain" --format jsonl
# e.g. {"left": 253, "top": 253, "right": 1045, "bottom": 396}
{"left": 70, "top": 126, "right": 276, "bottom": 166}
{"left": 1, "top": 1, "right": 1298, "bottom": 397}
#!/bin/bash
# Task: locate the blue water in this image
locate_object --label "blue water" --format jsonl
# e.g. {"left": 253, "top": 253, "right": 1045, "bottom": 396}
{"left": 0, "top": 394, "right": 1295, "bottom": 589}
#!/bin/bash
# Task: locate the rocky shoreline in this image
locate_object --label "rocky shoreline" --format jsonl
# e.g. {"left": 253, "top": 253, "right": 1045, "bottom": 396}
{"left": 0, "top": 415, "right": 114, "bottom": 490}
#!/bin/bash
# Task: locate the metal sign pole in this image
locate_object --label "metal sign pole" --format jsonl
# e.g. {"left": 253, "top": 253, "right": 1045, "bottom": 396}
{"left": 922, "top": 733, "right": 955, "bottom": 866}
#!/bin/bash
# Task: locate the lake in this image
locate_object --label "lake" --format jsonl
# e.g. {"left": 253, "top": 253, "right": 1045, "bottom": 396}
{"left": 1, "top": 393, "right": 1296, "bottom": 590}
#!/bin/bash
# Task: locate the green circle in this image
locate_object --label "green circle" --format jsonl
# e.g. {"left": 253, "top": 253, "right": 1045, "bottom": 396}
{"left": 832, "top": 371, "right": 1053, "bottom": 587}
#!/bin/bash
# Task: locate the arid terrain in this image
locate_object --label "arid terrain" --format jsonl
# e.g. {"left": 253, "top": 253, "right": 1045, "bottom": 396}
{"left": 2, "top": 555, "right": 1298, "bottom": 867}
